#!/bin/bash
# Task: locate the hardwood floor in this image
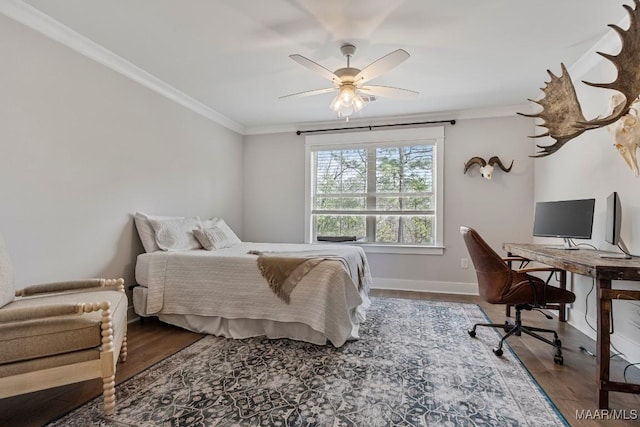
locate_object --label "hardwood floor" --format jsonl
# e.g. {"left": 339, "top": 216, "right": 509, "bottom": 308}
{"left": 372, "top": 290, "right": 640, "bottom": 427}
{"left": 0, "top": 320, "right": 204, "bottom": 427}
{"left": 1, "top": 292, "right": 638, "bottom": 426}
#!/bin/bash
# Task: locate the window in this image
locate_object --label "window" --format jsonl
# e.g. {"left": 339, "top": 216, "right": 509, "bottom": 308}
{"left": 305, "top": 127, "right": 444, "bottom": 254}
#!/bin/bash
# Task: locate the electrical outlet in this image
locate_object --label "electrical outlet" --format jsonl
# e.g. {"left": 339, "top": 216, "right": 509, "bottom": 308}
{"left": 461, "top": 258, "right": 469, "bottom": 269}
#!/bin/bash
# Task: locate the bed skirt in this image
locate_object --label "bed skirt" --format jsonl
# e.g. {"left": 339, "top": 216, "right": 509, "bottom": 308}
{"left": 133, "top": 286, "right": 366, "bottom": 346}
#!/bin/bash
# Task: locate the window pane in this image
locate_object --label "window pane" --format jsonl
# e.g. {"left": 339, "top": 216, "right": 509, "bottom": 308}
{"left": 375, "top": 215, "right": 434, "bottom": 244}
{"left": 315, "top": 215, "right": 366, "bottom": 238}
{"left": 315, "top": 149, "right": 367, "bottom": 198}
{"left": 315, "top": 196, "right": 366, "bottom": 210}
{"left": 376, "top": 195, "right": 433, "bottom": 211}
{"left": 376, "top": 145, "right": 433, "bottom": 194}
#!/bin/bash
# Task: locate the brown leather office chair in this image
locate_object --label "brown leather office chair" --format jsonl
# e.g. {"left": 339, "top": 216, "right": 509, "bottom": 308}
{"left": 460, "top": 226, "right": 576, "bottom": 364}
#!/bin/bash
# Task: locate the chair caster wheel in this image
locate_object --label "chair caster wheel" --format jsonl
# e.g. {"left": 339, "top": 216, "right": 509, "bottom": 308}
{"left": 492, "top": 347, "right": 503, "bottom": 357}
{"left": 468, "top": 329, "right": 476, "bottom": 338}
{"left": 554, "top": 355, "right": 564, "bottom": 365}
{"left": 503, "top": 322, "right": 515, "bottom": 333}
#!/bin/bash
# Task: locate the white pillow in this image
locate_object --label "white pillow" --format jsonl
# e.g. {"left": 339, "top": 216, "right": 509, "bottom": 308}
{"left": 134, "top": 212, "right": 184, "bottom": 253}
{"left": 200, "top": 217, "right": 218, "bottom": 228}
{"left": 148, "top": 217, "right": 203, "bottom": 251}
{"left": 193, "top": 226, "right": 232, "bottom": 250}
{"left": 201, "top": 218, "right": 241, "bottom": 244}
{"left": 0, "top": 234, "right": 15, "bottom": 309}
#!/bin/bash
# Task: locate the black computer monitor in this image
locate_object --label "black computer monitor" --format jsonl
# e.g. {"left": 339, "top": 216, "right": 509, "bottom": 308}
{"left": 533, "top": 198, "right": 595, "bottom": 249}
{"left": 604, "top": 192, "right": 621, "bottom": 246}
{"left": 603, "top": 191, "right": 631, "bottom": 257}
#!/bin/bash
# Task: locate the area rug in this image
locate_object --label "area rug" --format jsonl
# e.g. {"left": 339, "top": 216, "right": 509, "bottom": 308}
{"left": 48, "top": 298, "right": 568, "bottom": 426}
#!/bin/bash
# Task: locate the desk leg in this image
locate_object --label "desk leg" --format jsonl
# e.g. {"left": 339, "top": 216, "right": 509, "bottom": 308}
{"left": 559, "top": 270, "right": 567, "bottom": 322}
{"left": 596, "top": 278, "right": 612, "bottom": 409}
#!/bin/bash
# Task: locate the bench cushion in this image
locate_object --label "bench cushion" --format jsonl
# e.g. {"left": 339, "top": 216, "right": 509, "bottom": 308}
{"left": 0, "top": 290, "right": 127, "bottom": 367}
{"left": 0, "top": 235, "right": 14, "bottom": 309}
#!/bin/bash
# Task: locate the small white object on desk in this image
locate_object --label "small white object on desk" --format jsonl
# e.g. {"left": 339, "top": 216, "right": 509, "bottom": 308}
{"left": 598, "top": 252, "right": 632, "bottom": 259}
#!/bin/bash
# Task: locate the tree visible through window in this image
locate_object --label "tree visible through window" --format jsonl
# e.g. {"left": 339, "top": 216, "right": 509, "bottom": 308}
{"left": 307, "top": 128, "right": 442, "bottom": 247}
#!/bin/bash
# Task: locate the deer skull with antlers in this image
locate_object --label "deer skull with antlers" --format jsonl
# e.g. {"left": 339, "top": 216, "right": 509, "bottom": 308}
{"left": 519, "top": 0, "right": 640, "bottom": 176}
{"left": 608, "top": 93, "right": 640, "bottom": 176}
{"left": 464, "top": 156, "right": 514, "bottom": 180}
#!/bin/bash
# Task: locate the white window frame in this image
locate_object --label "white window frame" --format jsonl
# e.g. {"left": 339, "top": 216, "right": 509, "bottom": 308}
{"left": 304, "top": 127, "right": 445, "bottom": 255}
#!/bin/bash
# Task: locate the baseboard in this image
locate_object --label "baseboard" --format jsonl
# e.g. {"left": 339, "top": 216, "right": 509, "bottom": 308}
{"left": 567, "top": 309, "right": 640, "bottom": 364}
{"left": 371, "top": 278, "right": 478, "bottom": 295}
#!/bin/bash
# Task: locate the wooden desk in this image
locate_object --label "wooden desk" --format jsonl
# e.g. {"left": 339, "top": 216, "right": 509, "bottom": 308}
{"left": 503, "top": 243, "right": 640, "bottom": 409}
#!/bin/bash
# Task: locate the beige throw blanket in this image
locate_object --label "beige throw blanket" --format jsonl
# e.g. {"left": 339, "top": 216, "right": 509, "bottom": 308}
{"left": 249, "top": 252, "right": 324, "bottom": 303}
{"left": 249, "top": 249, "right": 365, "bottom": 304}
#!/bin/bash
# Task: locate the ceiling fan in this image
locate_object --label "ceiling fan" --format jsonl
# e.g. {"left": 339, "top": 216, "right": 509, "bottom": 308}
{"left": 280, "top": 43, "right": 419, "bottom": 120}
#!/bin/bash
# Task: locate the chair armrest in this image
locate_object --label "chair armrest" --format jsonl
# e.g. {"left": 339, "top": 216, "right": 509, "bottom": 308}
{"left": 515, "top": 267, "right": 562, "bottom": 274}
{"left": 15, "top": 278, "right": 124, "bottom": 297}
{"left": 503, "top": 256, "right": 529, "bottom": 262}
{"left": 0, "top": 301, "right": 110, "bottom": 323}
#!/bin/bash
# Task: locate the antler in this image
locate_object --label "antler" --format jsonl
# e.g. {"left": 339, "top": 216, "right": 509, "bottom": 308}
{"left": 583, "top": 0, "right": 640, "bottom": 128}
{"left": 518, "top": 63, "right": 588, "bottom": 157}
{"left": 487, "top": 156, "right": 513, "bottom": 172}
{"left": 520, "top": 0, "right": 640, "bottom": 156}
{"left": 463, "top": 157, "right": 486, "bottom": 174}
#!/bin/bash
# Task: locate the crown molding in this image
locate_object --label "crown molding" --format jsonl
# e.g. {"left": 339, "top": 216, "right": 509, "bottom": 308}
{"left": 569, "top": 13, "right": 626, "bottom": 79}
{"left": 4, "top": 0, "right": 598, "bottom": 138}
{"left": 0, "top": 0, "right": 245, "bottom": 135}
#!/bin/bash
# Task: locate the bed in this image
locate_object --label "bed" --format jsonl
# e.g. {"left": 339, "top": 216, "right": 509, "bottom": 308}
{"left": 132, "top": 241, "right": 372, "bottom": 347}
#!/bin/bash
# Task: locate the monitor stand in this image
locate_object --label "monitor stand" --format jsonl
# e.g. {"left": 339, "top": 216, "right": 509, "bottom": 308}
{"left": 559, "top": 238, "right": 580, "bottom": 250}
{"left": 618, "top": 238, "right": 632, "bottom": 257}
{"left": 545, "top": 238, "right": 580, "bottom": 250}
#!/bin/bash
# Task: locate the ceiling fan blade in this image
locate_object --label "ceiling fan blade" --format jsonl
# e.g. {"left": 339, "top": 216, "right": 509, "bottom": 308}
{"left": 359, "top": 85, "right": 419, "bottom": 99}
{"left": 289, "top": 54, "right": 341, "bottom": 83}
{"left": 279, "top": 87, "right": 338, "bottom": 99}
{"left": 354, "top": 49, "right": 410, "bottom": 84}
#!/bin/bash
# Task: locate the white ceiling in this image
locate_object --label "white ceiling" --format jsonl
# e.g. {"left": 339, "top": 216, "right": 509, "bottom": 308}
{"left": 7, "top": 0, "right": 628, "bottom": 134}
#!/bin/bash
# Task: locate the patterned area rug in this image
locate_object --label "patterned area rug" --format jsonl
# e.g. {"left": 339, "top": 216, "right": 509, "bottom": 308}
{"left": 49, "top": 298, "right": 568, "bottom": 426}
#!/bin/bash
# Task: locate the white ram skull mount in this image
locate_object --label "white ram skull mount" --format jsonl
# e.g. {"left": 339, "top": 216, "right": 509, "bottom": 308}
{"left": 608, "top": 93, "right": 640, "bottom": 176}
{"left": 464, "top": 156, "right": 514, "bottom": 180}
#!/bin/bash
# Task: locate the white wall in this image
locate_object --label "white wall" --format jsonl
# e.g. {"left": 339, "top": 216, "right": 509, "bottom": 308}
{"left": 0, "top": 15, "right": 243, "bottom": 292}
{"left": 533, "top": 33, "right": 640, "bottom": 361}
{"left": 243, "top": 132, "right": 306, "bottom": 243}
{"left": 243, "top": 115, "right": 536, "bottom": 292}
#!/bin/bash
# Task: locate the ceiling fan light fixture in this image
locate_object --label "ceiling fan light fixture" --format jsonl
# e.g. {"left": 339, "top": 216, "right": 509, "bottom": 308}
{"left": 284, "top": 44, "right": 415, "bottom": 121}
{"left": 330, "top": 84, "right": 364, "bottom": 120}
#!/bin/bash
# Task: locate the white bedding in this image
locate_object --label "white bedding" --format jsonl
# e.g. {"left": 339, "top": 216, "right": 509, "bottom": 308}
{"left": 134, "top": 242, "right": 372, "bottom": 347}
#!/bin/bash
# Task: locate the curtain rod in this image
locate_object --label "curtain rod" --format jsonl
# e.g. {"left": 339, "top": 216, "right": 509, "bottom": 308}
{"left": 296, "top": 119, "right": 456, "bottom": 135}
